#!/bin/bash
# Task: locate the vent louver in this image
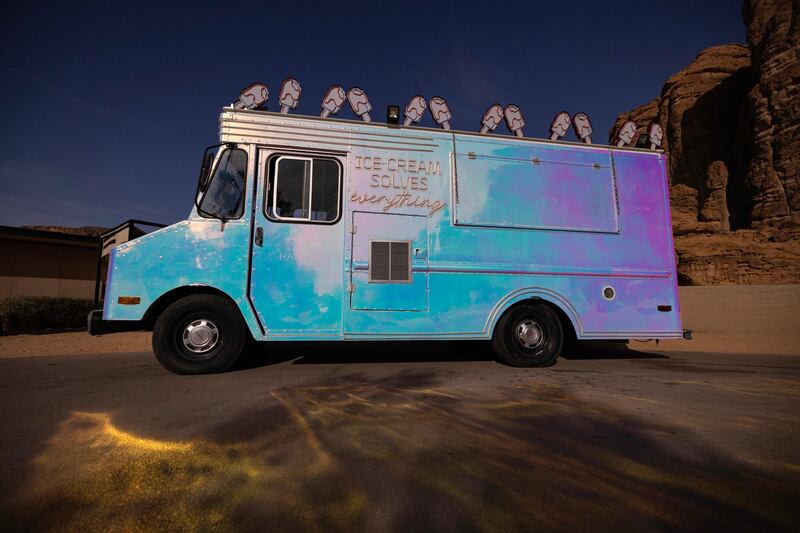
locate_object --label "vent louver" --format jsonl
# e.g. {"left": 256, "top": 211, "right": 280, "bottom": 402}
{"left": 369, "top": 241, "right": 411, "bottom": 283}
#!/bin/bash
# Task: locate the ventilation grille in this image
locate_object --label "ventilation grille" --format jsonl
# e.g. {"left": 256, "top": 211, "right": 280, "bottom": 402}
{"left": 370, "top": 241, "right": 411, "bottom": 283}
{"left": 370, "top": 241, "right": 391, "bottom": 281}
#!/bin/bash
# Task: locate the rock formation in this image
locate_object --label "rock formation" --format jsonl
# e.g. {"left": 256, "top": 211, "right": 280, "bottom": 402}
{"left": 611, "top": 44, "right": 752, "bottom": 233}
{"left": 742, "top": 0, "right": 800, "bottom": 226}
{"left": 611, "top": 0, "right": 799, "bottom": 285}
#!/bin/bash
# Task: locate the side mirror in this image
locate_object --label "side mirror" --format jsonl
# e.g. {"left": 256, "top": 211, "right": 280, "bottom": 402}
{"left": 198, "top": 148, "right": 216, "bottom": 192}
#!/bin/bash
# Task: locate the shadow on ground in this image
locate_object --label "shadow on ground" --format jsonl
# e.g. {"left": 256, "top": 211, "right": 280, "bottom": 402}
{"left": 233, "top": 340, "right": 667, "bottom": 371}
{"left": 4, "top": 368, "right": 796, "bottom": 531}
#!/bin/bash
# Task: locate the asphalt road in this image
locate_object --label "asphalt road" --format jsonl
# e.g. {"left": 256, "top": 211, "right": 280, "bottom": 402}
{"left": 1, "top": 341, "right": 799, "bottom": 531}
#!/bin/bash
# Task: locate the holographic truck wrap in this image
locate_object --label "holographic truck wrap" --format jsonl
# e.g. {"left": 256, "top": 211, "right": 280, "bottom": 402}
{"left": 103, "top": 109, "right": 682, "bottom": 342}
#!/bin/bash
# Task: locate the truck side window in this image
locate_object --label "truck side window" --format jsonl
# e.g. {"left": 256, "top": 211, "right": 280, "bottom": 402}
{"left": 267, "top": 156, "right": 341, "bottom": 223}
{"left": 197, "top": 148, "right": 247, "bottom": 219}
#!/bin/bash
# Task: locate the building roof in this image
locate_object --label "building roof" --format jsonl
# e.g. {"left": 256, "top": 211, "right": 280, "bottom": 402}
{"left": 0, "top": 225, "right": 100, "bottom": 247}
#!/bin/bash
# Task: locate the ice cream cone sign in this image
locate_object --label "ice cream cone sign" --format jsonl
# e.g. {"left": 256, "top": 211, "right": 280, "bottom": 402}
{"left": 648, "top": 122, "right": 663, "bottom": 150}
{"left": 321, "top": 85, "right": 346, "bottom": 118}
{"left": 572, "top": 112, "right": 593, "bottom": 144}
{"left": 504, "top": 105, "right": 525, "bottom": 137}
{"left": 615, "top": 120, "right": 637, "bottom": 147}
{"left": 347, "top": 87, "right": 372, "bottom": 122}
{"left": 278, "top": 78, "right": 302, "bottom": 114}
{"left": 550, "top": 112, "right": 570, "bottom": 140}
{"left": 404, "top": 95, "right": 427, "bottom": 126}
{"left": 480, "top": 104, "right": 504, "bottom": 134}
{"left": 429, "top": 97, "right": 452, "bottom": 130}
{"left": 234, "top": 82, "right": 268, "bottom": 110}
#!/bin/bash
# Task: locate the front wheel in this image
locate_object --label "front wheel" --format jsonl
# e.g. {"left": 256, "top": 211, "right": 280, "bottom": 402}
{"left": 492, "top": 302, "right": 563, "bottom": 367}
{"left": 152, "top": 294, "right": 247, "bottom": 374}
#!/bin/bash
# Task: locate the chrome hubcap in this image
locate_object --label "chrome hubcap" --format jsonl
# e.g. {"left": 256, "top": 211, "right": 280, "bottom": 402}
{"left": 516, "top": 319, "right": 543, "bottom": 349}
{"left": 182, "top": 319, "right": 219, "bottom": 354}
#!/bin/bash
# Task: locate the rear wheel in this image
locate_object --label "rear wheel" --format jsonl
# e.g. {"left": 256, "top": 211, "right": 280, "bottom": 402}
{"left": 492, "top": 302, "right": 563, "bottom": 367}
{"left": 152, "top": 294, "right": 247, "bottom": 374}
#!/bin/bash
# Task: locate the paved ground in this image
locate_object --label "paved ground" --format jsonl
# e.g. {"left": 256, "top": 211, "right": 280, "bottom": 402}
{"left": 1, "top": 286, "right": 799, "bottom": 531}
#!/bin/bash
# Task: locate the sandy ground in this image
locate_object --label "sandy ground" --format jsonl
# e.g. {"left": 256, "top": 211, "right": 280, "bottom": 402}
{"left": 1, "top": 285, "right": 798, "bottom": 358}
{"left": 1, "top": 285, "right": 799, "bottom": 531}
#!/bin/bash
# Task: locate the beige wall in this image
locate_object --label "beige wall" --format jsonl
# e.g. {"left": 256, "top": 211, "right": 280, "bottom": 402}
{"left": 0, "top": 237, "right": 99, "bottom": 299}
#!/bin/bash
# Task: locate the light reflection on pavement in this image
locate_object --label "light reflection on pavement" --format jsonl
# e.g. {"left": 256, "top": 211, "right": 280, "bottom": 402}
{"left": 3, "top": 352, "right": 798, "bottom": 532}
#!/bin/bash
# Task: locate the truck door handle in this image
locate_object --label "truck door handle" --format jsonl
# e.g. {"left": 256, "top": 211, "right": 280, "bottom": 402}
{"left": 255, "top": 227, "right": 263, "bottom": 247}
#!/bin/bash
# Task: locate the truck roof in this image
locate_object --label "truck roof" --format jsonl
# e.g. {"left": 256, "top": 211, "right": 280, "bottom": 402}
{"left": 219, "top": 108, "right": 663, "bottom": 156}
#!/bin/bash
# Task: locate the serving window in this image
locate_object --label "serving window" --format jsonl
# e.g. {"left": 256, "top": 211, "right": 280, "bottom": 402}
{"left": 266, "top": 155, "right": 341, "bottom": 223}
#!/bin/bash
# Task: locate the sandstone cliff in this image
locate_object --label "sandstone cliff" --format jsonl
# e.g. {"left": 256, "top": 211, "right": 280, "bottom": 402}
{"left": 743, "top": 0, "right": 800, "bottom": 226}
{"left": 611, "top": 0, "right": 799, "bottom": 285}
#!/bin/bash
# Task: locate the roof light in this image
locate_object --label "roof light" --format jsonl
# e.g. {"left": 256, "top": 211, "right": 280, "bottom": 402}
{"left": 278, "top": 78, "right": 302, "bottom": 114}
{"left": 504, "top": 104, "right": 525, "bottom": 137}
{"left": 235, "top": 82, "right": 268, "bottom": 110}
{"left": 572, "top": 112, "right": 593, "bottom": 144}
{"left": 347, "top": 87, "right": 372, "bottom": 122}
{"left": 429, "top": 96, "right": 452, "bottom": 130}
{"left": 403, "top": 95, "right": 427, "bottom": 125}
{"left": 615, "top": 120, "right": 637, "bottom": 147}
{"left": 387, "top": 105, "right": 400, "bottom": 125}
{"left": 550, "top": 112, "right": 570, "bottom": 140}
{"left": 320, "top": 85, "right": 346, "bottom": 117}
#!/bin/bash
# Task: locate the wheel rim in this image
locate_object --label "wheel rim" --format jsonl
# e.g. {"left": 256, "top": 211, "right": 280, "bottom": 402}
{"left": 181, "top": 319, "right": 219, "bottom": 355}
{"left": 515, "top": 319, "right": 544, "bottom": 350}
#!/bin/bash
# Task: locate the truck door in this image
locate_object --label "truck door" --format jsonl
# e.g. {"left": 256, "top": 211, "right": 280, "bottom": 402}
{"left": 349, "top": 211, "right": 428, "bottom": 312}
{"left": 249, "top": 150, "right": 346, "bottom": 339}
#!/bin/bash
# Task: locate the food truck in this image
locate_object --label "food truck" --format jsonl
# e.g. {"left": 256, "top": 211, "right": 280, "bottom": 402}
{"left": 89, "top": 82, "right": 687, "bottom": 374}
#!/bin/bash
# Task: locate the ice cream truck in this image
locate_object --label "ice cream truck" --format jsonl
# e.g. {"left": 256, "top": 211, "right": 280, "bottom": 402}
{"left": 89, "top": 82, "right": 687, "bottom": 374}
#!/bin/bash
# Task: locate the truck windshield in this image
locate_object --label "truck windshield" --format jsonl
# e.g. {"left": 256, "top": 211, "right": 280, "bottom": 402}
{"left": 197, "top": 148, "right": 247, "bottom": 219}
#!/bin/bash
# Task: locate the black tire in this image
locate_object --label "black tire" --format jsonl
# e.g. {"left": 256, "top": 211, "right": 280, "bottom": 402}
{"left": 491, "top": 302, "right": 563, "bottom": 367}
{"left": 152, "top": 294, "right": 247, "bottom": 374}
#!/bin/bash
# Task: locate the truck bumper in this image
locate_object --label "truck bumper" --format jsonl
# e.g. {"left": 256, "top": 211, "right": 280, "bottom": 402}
{"left": 87, "top": 309, "right": 146, "bottom": 336}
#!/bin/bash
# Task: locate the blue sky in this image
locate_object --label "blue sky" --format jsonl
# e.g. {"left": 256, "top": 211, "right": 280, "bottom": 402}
{"left": 1, "top": 0, "right": 746, "bottom": 228}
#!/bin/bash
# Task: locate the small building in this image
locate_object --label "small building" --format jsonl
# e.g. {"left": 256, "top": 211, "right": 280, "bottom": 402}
{"left": 0, "top": 221, "right": 164, "bottom": 302}
{"left": 0, "top": 226, "right": 100, "bottom": 299}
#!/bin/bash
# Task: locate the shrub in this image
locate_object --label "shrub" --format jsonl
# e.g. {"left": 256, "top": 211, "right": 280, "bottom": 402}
{"left": 0, "top": 296, "right": 96, "bottom": 334}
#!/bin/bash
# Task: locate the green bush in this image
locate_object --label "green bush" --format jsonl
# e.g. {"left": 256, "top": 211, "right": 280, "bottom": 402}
{"left": 0, "top": 296, "right": 96, "bottom": 334}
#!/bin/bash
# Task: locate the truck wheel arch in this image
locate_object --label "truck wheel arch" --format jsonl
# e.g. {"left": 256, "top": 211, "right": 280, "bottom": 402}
{"left": 142, "top": 285, "right": 245, "bottom": 330}
{"left": 488, "top": 288, "right": 581, "bottom": 342}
